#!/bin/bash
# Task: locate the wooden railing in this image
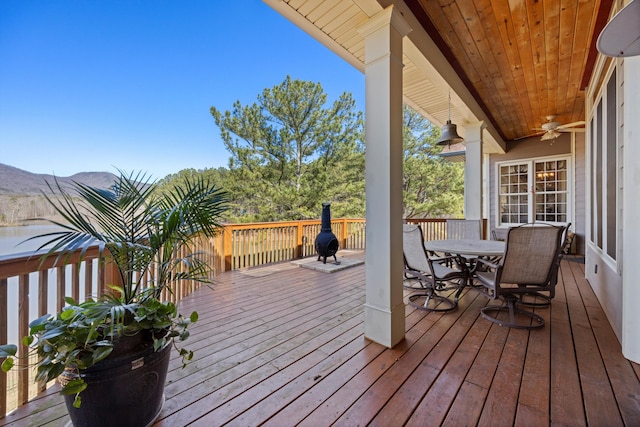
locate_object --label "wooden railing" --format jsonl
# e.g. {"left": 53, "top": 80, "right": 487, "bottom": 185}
{"left": 405, "top": 218, "right": 488, "bottom": 240}
{"left": 0, "top": 246, "right": 102, "bottom": 417}
{"left": 0, "top": 217, "right": 466, "bottom": 418}
{"left": 212, "top": 218, "right": 367, "bottom": 272}
{"left": 406, "top": 218, "right": 447, "bottom": 240}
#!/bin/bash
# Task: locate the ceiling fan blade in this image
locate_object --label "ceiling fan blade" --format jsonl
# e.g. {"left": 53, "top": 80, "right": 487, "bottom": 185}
{"left": 515, "top": 131, "right": 544, "bottom": 140}
{"left": 559, "top": 128, "right": 586, "bottom": 132}
{"left": 557, "top": 120, "right": 586, "bottom": 129}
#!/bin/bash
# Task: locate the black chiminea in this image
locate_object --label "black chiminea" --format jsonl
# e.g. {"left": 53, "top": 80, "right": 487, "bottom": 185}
{"left": 315, "top": 203, "right": 339, "bottom": 264}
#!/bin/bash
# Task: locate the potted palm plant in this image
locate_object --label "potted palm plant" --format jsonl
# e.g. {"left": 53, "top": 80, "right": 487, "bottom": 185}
{"left": 0, "top": 170, "right": 228, "bottom": 427}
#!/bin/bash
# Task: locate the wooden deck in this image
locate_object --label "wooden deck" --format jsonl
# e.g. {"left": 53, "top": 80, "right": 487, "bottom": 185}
{"left": 2, "top": 251, "right": 639, "bottom": 426}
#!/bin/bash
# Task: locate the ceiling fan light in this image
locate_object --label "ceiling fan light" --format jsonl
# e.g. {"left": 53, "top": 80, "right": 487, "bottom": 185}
{"left": 541, "top": 129, "right": 561, "bottom": 141}
{"left": 542, "top": 121, "right": 562, "bottom": 131}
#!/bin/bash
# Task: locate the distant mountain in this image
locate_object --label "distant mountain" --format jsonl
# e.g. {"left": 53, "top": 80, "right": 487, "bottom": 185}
{"left": 0, "top": 163, "right": 118, "bottom": 195}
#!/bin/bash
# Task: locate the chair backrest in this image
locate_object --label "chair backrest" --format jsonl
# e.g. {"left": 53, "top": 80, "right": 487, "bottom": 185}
{"left": 491, "top": 228, "right": 507, "bottom": 241}
{"left": 500, "top": 224, "right": 565, "bottom": 285}
{"left": 403, "top": 224, "right": 430, "bottom": 273}
{"left": 446, "top": 219, "right": 482, "bottom": 240}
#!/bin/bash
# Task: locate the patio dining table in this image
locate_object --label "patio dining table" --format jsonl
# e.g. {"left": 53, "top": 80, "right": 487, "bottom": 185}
{"left": 424, "top": 239, "right": 506, "bottom": 288}
{"left": 424, "top": 238, "right": 505, "bottom": 258}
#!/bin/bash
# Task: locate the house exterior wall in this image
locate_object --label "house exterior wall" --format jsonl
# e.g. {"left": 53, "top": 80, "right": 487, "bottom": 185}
{"left": 586, "top": 246, "right": 622, "bottom": 341}
{"left": 487, "top": 133, "right": 586, "bottom": 254}
{"left": 584, "top": 58, "right": 623, "bottom": 343}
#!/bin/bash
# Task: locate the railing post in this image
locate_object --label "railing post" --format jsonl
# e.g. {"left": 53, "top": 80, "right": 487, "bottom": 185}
{"left": 38, "top": 271, "right": 48, "bottom": 317}
{"left": 72, "top": 263, "right": 80, "bottom": 303}
{"left": 97, "top": 259, "right": 106, "bottom": 297}
{"left": 341, "top": 218, "right": 348, "bottom": 249}
{"left": 18, "top": 274, "right": 29, "bottom": 405}
{"left": 84, "top": 260, "right": 93, "bottom": 301}
{"left": 56, "top": 266, "right": 65, "bottom": 314}
{"left": 296, "top": 221, "right": 304, "bottom": 259}
{"left": 223, "top": 226, "right": 233, "bottom": 272}
{"left": 210, "top": 234, "right": 221, "bottom": 276}
{"left": 103, "top": 260, "right": 122, "bottom": 297}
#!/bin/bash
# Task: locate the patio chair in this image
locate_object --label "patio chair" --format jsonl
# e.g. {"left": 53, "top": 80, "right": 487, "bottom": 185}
{"left": 518, "top": 222, "right": 571, "bottom": 307}
{"left": 403, "top": 224, "right": 468, "bottom": 312}
{"left": 473, "top": 223, "right": 565, "bottom": 329}
{"left": 446, "top": 219, "right": 482, "bottom": 240}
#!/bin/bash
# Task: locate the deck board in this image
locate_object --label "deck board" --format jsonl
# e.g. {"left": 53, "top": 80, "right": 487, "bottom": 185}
{"left": 338, "top": 292, "right": 485, "bottom": 426}
{"left": 564, "top": 260, "right": 623, "bottom": 426}
{"left": 568, "top": 260, "right": 640, "bottom": 425}
{"left": 478, "top": 328, "right": 529, "bottom": 426}
{"left": 516, "top": 308, "right": 551, "bottom": 424}
{"left": 2, "top": 253, "right": 639, "bottom": 427}
{"left": 549, "top": 264, "right": 586, "bottom": 426}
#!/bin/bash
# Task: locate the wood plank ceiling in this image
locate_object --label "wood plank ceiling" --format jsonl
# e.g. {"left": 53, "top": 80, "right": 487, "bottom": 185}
{"left": 404, "top": 0, "right": 612, "bottom": 141}
{"left": 268, "top": 0, "right": 614, "bottom": 144}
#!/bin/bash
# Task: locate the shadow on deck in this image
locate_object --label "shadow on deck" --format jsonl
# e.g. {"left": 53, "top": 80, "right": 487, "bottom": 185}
{"left": 2, "top": 252, "right": 639, "bottom": 426}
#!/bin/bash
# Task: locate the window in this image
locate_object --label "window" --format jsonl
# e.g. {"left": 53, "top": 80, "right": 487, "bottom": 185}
{"left": 534, "top": 159, "right": 568, "bottom": 223}
{"left": 498, "top": 157, "right": 570, "bottom": 227}
{"left": 499, "top": 163, "right": 529, "bottom": 224}
{"left": 589, "top": 67, "right": 618, "bottom": 261}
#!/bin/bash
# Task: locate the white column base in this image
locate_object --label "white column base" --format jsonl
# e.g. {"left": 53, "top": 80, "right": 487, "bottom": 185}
{"left": 364, "top": 301, "right": 406, "bottom": 348}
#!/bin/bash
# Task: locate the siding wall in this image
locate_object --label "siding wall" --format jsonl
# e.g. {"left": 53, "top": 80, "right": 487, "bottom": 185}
{"left": 584, "top": 58, "right": 624, "bottom": 346}
{"left": 487, "top": 132, "right": 586, "bottom": 254}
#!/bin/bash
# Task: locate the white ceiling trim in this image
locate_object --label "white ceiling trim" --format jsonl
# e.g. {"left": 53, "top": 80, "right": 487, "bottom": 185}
{"left": 263, "top": 0, "right": 367, "bottom": 72}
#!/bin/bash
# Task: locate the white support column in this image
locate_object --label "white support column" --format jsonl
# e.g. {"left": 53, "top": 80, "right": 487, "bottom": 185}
{"left": 463, "top": 121, "right": 485, "bottom": 220}
{"left": 482, "top": 153, "right": 491, "bottom": 222}
{"left": 622, "top": 55, "right": 640, "bottom": 363}
{"left": 357, "top": 6, "right": 410, "bottom": 348}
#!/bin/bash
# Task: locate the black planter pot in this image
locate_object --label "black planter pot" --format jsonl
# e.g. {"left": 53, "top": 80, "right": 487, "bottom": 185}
{"left": 62, "top": 340, "right": 171, "bottom": 427}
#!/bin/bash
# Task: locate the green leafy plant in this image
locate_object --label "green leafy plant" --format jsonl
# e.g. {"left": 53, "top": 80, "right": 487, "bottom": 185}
{"left": 0, "top": 171, "right": 227, "bottom": 408}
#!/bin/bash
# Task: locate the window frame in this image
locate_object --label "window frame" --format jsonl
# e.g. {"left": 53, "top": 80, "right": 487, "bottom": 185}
{"left": 587, "top": 64, "right": 620, "bottom": 266}
{"left": 495, "top": 155, "right": 573, "bottom": 229}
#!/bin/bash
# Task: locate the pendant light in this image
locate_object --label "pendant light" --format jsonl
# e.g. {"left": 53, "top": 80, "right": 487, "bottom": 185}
{"left": 436, "top": 90, "right": 464, "bottom": 146}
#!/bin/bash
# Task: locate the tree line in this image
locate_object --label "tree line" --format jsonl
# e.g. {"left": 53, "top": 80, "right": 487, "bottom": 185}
{"left": 0, "top": 195, "right": 67, "bottom": 225}
{"left": 157, "top": 76, "right": 464, "bottom": 223}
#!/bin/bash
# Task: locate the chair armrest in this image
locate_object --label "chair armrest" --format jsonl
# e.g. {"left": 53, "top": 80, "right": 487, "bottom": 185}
{"left": 429, "top": 254, "right": 468, "bottom": 273}
{"left": 474, "top": 257, "right": 500, "bottom": 270}
{"left": 427, "top": 254, "right": 447, "bottom": 263}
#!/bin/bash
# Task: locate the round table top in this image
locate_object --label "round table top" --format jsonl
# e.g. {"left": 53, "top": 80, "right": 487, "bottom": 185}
{"left": 424, "top": 239, "right": 505, "bottom": 257}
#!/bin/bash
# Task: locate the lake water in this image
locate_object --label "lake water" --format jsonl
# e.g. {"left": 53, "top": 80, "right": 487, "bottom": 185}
{"left": 0, "top": 225, "right": 63, "bottom": 256}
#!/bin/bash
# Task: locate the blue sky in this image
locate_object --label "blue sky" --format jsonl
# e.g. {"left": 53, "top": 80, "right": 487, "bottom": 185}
{"left": 0, "top": 1, "right": 365, "bottom": 179}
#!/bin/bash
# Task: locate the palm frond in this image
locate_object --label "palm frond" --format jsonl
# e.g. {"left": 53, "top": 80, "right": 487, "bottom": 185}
{"left": 29, "top": 170, "right": 228, "bottom": 305}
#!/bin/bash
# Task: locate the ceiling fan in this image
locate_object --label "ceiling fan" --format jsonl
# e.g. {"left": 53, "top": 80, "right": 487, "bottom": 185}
{"left": 534, "top": 115, "right": 585, "bottom": 141}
